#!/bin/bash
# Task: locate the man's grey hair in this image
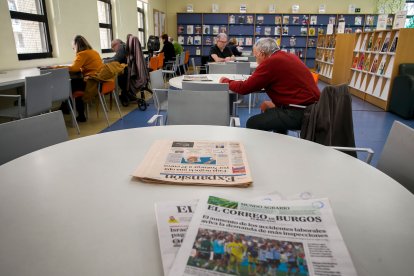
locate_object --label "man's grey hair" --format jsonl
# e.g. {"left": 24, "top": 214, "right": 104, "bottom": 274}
{"left": 254, "top": 38, "right": 280, "bottom": 55}
{"left": 111, "top": 39, "right": 123, "bottom": 46}
{"left": 216, "top": 33, "right": 228, "bottom": 41}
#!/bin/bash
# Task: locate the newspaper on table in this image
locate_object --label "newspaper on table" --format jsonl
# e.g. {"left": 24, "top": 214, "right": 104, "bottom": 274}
{"left": 133, "top": 140, "right": 252, "bottom": 187}
{"left": 168, "top": 195, "right": 358, "bottom": 276}
{"left": 182, "top": 75, "right": 212, "bottom": 81}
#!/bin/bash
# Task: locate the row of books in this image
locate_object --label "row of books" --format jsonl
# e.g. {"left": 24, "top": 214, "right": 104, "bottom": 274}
{"left": 178, "top": 25, "right": 228, "bottom": 35}
{"left": 352, "top": 53, "right": 391, "bottom": 75}
{"left": 177, "top": 35, "right": 255, "bottom": 46}
{"left": 317, "top": 36, "right": 336, "bottom": 48}
{"left": 357, "top": 32, "right": 398, "bottom": 53}
{"left": 255, "top": 26, "right": 317, "bottom": 36}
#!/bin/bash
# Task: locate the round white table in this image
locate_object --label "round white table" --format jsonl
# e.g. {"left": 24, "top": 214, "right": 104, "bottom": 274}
{"left": 0, "top": 126, "right": 412, "bottom": 276}
{"left": 169, "top": 74, "right": 249, "bottom": 89}
{"left": 0, "top": 68, "right": 40, "bottom": 89}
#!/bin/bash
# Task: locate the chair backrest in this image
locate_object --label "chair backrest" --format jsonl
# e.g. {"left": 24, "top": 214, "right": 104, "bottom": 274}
{"left": 157, "top": 52, "right": 164, "bottom": 69}
{"left": 184, "top": 50, "right": 190, "bottom": 65}
{"left": 167, "top": 89, "right": 230, "bottom": 126}
{"left": 208, "top": 62, "right": 250, "bottom": 75}
{"left": 191, "top": 58, "right": 198, "bottom": 74}
{"left": 41, "top": 68, "right": 72, "bottom": 102}
{"left": 0, "top": 110, "right": 68, "bottom": 165}
{"left": 149, "top": 56, "right": 158, "bottom": 71}
{"left": 234, "top": 62, "right": 251, "bottom": 75}
{"left": 25, "top": 72, "right": 54, "bottom": 117}
{"left": 376, "top": 121, "right": 414, "bottom": 193}
{"left": 247, "top": 56, "right": 256, "bottom": 62}
{"left": 182, "top": 82, "right": 229, "bottom": 91}
{"left": 149, "top": 69, "right": 168, "bottom": 112}
{"left": 179, "top": 52, "right": 185, "bottom": 66}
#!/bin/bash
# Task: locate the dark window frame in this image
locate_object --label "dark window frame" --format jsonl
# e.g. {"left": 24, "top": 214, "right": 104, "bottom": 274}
{"left": 137, "top": 5, "right": 146, "bottom": 48}
{"left": 8, "top": 0, "right": 53, "bottom": 60}
{"left": 98, "top": 0, "right": 113, "bottom": 53}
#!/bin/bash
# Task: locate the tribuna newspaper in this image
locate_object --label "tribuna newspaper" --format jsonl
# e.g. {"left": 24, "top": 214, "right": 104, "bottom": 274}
{"left": 156, "top": 195, "right": 357, "bottom": 276}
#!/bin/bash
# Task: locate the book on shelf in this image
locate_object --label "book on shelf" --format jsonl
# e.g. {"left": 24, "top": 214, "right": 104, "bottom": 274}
{"left": 377, "top": 59, "right": 387, "bottom": 75}
{"left": 132, "top": 140, "right": 252, "bottom": 187}
{"left": 219, "top": 25, "right": 227, "bottom": 34}
{"left": 387, "top": 16, "right": 393, "bottom": 26}
{"left": 352, "top": 54, "right": 359, "bottom": 68}
{"left": 167, "top": 195, "right": 358, "bottom": 276}
{"left": 282, "top": 26, "right": 289, "bottom": 35}
{"left": 283, "top": 15, "right": 290, "bottom": 25}
{"left": 195, "top": 25, "right": 202, "bottom": 35}
{"left": 310, "top": 15, "right": 317, "bottom": 25}
{"left": 345, "top": 28, "right": 353, "bottom": 34}
{"left": 366, "top": 15, "right": 374, "bottom": 25}
{"left": 388, "top": 36, "right": 398, "bottom": 52}
{"left": 308, "top": 38, "right": 316, "bottom": 47}
{"left": 355, "top": 16, "right": 362, "bottom": 25}
{"left": 178, "top": 36, "right": 184, "bottom": 45}
{"left": 274, "top": 26, "right": 281, "bottom": 35}
{"left": 203, "top": 25, "right": 210, "bottom": 35}
{"left": 289, "top": 36, "right": 296, "bottom": 47}
{"left": 245, "top": 37, "right": 253, "bottom": 46}
{"left": 372, "top": 35, "right": 383, "bottom": 51}
{"left": 186, "top": 36, "right": 193, "bottom": 45}
{"left": 212, "top": 25, "right": 219, "bottom": 35}
{"left": 357, "top": 53, "right": 365, "bottom": 70}
{"left": 204, "top": 37, "right": 212, "bottom": 45}
{"left": 256, "top": 15, "right": 264, "bottom": 24}
{"left": 292, "top": 16, "right": 299, "bottom": 24}
{"left": 275, "top": 16, "right": 282, "bottom": 25}
{"left": 370, "top": 56, "right": 379, "bottom": 73}
{"left": 300, "top": 27, "right": 307, "bottom": 36}
{"left": 318, "top": 27, "right": 325, "bottom": 35}
{"left": 380, "top": 35, "right": 391, "bottom": 52}
{"left": 255, "top": 26, "right": 262, "bottom": 35}
{"left": 366, "top": 34, "right": 374, "bottom": 51}
{"left": 238, "top": 15, "right": 246, "bottom": 24}
{"left": 309, "top": 27, "right": 316, "bottom": 36}
{"left": 194, "top": 35, "right": 201, "bottom": 45}
{"left": 186, "top": 25, "right": 194, "bottom": 35}
{"left": 177, "top": 25, "right": 184, "bottom": 34}
{"left": 264, "top": 27, "right": 271, "bottom": 36}
{"left": 363, "top": 54, "right": 371, "bottom": 71}
{"left": 247, "top": 15, "right": 254, "bottom": 24}
{"left": 302, "top": 15, "right": 309, "bottom": 25}
{"left": 329, "top": 16, "right": 336, "bottom": 25}
{"left": 228, "top": 15, "right": 235, "bottom": 24}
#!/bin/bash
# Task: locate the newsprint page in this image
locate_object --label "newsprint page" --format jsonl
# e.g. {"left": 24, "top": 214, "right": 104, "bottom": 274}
{"left": 168, "top": 195, "right": 357, "bottom": 276}
{"left": 133, "top": 140, "right": 252, "bottom": 187}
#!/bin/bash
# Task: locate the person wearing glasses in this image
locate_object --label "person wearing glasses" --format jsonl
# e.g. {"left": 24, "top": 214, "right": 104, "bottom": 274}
{"left": 209, "top": 33, "right": 235, "bottom": 62}
{"left": 220, "top": 37, "right": 320, "bottom": 134}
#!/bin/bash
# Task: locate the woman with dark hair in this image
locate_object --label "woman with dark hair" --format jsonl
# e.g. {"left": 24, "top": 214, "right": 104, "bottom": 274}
{"left": 227, "top": 38, "right": 242, "bottom": 57}
{"left": 68, "top": 35, "right": 103, "bottom": 122}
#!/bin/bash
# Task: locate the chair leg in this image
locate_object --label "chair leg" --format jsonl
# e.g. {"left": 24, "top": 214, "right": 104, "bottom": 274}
{"left": 68, "top": 98, "right": 80, "bottom": 134}
{"left": 112, "top": 91, "right": 123, "bottom": 119}
{"left": 97, "top": 92, "right": 110, "bottom": 127}
{"left": 249, "top": 94, "right": 252, "bottom": 114}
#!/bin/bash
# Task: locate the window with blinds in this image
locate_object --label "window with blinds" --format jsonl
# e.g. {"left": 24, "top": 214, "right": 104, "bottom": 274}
{"left": 137, "top": 0, "right": 147, "bottom": 48}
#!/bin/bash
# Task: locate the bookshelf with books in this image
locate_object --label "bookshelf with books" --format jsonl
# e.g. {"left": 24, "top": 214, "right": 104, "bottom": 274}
{"left": 228, "top": 13, "right": 255, "bottom": 54}
{"left": 202, "top": 13, "right": 229, "bottom": 57}
{"left": 348, "top": 28, "right": 414, "bottom": 110}
{"left": 315, "top": 33, "right": 356, "bottom": 84}
{"left": 177, "top": 13, "right": 203, "bottom": 65}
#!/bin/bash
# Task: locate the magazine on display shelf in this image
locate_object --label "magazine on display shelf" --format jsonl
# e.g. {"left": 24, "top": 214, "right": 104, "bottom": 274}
{"left": 133, "top": 140, "right": 252, "bottom": 187}
{"left": 168, "top": 195, "right": 358, "bottom": 276}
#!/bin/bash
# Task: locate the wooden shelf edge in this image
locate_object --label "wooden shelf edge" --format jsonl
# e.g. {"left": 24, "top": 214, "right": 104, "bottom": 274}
{"left": 365, "top": 94, "right": 388, "bottom": 110}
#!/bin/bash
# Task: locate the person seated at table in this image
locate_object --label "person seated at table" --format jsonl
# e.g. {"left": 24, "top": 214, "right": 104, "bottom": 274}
{"left": 227, "top": 38, "right": 242, "bottom": 57}
{"left": 209, "top": 33, "right": 235, "bottom": 62}
{"left": 68, "top": 35, "right": 104, "bottom": 122}
{"left": 219, "top": 37, "right": 320, "bottom": 134}
{"left": 160, "top": 34, "right": 175, "bottom": 67}
{"left": 103, "top": 39, "right": 134, "bottom": 106}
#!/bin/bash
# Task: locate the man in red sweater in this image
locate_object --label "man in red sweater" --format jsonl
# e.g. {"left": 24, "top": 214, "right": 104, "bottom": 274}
{"left": 220, "top": 38, "right": 320, "bottom": 134}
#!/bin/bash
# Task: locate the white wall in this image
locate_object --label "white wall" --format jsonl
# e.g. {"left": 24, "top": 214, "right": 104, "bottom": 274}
{"left": 0, "top": 0, "right": 141, "bottom": 70}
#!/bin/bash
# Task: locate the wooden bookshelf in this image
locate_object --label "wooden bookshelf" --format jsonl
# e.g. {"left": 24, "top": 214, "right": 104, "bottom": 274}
{"left": 348, "top": 28, "right": 414, "bottom": 110}
{"left": 315, "top": 34, "right": 356, "bottom": 84}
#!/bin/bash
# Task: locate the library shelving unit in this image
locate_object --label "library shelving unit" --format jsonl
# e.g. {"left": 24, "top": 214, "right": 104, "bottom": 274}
{"left": 315, "top": 33, "right": 356, "bottom": 84}
{"left": 177, "top": 13, "right": 392, "bottom": 67}
{"left": 348, "top": 28, "right": 414, "bottom": 110}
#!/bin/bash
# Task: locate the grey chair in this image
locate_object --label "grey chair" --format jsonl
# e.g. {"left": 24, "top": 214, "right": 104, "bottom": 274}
{"left": 247, "top": 56, "right": 256, "bottom": 62}
{"left": 149, "top": 89, "right": 239, "bottom": 127}
{"left": 41, "top": 68, "right": 80, "bottom": 134}
{"left": 376, "top": 121, "right": 414, "bottom": 193}
{"left": 182, "top": 82, "right": 229, "bottom": 91}
{"left": 190, "top": 57, "right": 206, "bottom": 75}
{"left": 0, "top": 110, "right": 68, "bottom": 165}
{"left": 0, "top": 72, "right": 53, "bottom": 119}
{"left": 162, "top": 54, "right": 179, "bottom": 80}
{"left": 148, "top": 69, "right": 168, "bottom": 125}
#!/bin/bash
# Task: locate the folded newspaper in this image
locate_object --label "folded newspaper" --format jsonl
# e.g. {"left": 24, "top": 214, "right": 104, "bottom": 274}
{"left": 166, "top": 195, "right": 357, "bottom": 276}
{"left": 133, "top": 140, "right": 252, "bottom": 187}
{"left": 182, "top": 75, "right": 212, "bottom": 81}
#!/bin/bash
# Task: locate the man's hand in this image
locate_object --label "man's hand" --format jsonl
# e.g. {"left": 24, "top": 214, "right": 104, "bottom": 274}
{"left": 224, "top": 57, "right": 231, "bottom": 62}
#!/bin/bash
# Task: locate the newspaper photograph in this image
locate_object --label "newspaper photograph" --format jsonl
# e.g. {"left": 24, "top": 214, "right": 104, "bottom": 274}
{"left": 168, "top": 195, "right": 357, "bottom": 276}
{"left": 133, "top": 140, "right": 252, "bottom": 187}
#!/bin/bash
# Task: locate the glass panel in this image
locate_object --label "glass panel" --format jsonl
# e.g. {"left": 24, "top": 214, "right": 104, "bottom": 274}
{"left": 97, "top": 1, "right": 110, "bottom": 24}
{"left": 8, "top": 0, "right": 43, "bottom": 15}
{"left": 11, "top": 19, "right": 47, "bottom": 54}
{"left": 100, "top": 28, "right": 111, "bottom": 49}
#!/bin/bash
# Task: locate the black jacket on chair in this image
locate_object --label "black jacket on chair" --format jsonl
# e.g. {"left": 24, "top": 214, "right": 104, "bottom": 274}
{"left": 389, "top": 64, "right": 414, "bottom": 119}
{"left": 301, "top": 84, "right": 357, "bottom": 157}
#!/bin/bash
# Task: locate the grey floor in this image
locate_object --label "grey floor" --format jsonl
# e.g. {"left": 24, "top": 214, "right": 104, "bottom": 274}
{"left": 101, "top": 81, "right": 414, "bottom": 167}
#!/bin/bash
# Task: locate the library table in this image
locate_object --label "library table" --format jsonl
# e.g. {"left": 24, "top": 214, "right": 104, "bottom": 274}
{"left": 0, "top": 68, "right": 40, "bottom": 90}
{"left": 169, "top": 74, "right": 249, "bottom": 89}
{"left": 0, "top": 126, "right": 412, "bottom": 276}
